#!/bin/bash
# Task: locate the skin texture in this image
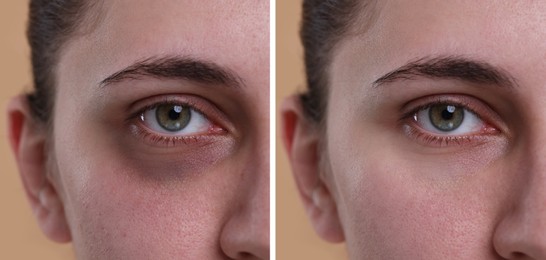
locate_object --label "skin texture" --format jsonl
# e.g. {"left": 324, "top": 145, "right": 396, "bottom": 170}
{"left": 8, "top": 0, "right": 269, "bottom": 259}
{"left": 283, "top": 1, "right": 546, "bottom": 259}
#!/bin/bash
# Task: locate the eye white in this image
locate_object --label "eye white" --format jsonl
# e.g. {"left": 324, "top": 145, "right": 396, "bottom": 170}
{"left": 141, "top": 106, "right": 209, "bottom": 135}
{"left": 415, "top": 106, "right": 483, "bottom": 135}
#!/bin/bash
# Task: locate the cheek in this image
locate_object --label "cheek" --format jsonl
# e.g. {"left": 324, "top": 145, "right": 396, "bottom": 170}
{"left": 58, "top": 157, "right": 229, "bottom": 259}
{"left": 329, "top": 152, "right": 500, "bottom": 259}
{"left": 52, "top": 119, "right": 235, "bottom": 259}
{"left": 326, "top": 117, "right": 508, "bottom": 259}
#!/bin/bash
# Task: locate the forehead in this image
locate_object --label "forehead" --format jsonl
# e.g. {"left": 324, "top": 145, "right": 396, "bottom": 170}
{"left": 377, "top": 1, "right": 546, "bottom": 54}
{"left": 57, "top": 0, "right": 268, "bottom": 92}
{"left": 331, "top": 0, "right": 546, "bottom": 91}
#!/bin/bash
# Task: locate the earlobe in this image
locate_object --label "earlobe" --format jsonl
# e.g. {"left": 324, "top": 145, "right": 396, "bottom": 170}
{"left": 281, "top": 95, "right": 345, "bottom": 243}
{"left": 309, "top": 185, "right": 344, "bottom": 243}
{"left": 7, "top": 95, "right": 71, "bottom": 243}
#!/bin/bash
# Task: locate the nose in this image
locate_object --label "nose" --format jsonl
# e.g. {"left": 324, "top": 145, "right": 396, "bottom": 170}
{"left": 493, "top": 143, "right": 546, "bottom": 259}
{"left": 219, "top": 141, "right": 269, "bottom": 259}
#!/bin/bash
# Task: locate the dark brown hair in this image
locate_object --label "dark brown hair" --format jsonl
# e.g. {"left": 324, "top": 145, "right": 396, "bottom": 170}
{"left": 27, "top": 0, "right": 99, "bottom": 123}
{"left": 300, "top": 0, "right": 372, "bottom": 123}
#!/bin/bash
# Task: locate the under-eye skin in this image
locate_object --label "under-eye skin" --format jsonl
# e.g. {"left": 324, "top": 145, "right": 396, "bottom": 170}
{"left": 400, "top": 94, "right": 502, "bottom": 147}
{"left": 127, "top": 94, "right": 228, "bottom": 148}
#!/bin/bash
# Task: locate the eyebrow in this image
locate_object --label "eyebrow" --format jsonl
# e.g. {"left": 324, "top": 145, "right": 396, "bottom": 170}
{"left": 373, "top": 56, "right": 518, "bottom": 89}
{"left": 100, "top": 56, "right": 244, "bottom": 88}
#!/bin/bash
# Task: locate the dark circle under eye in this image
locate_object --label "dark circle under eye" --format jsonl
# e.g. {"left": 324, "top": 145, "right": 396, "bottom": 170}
{"left": 429, "top": 104, "right": 464, "bottom": 131}
{"left": 155, "top": 104, "right": 191, "bottom": 132}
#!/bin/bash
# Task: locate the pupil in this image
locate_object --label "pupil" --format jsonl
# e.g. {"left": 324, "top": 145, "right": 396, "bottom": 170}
{"left": 429, "top": 104, "right": 464, "bottom": 132}
{"left": 156, "top": 104, "right": 191, "bottom": 132}
{"left": 169, "top": 108, "right": 180, "bottom": 120}
{"left": 441, "top": 109, "right": 454, "bottom": 120}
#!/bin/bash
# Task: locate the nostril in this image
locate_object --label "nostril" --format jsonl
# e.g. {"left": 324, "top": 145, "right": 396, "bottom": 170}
{"left": 238, "top": 252, "right": 252, "bottom": 258}
{"left": 510, "top": 251, "right": 526, "bottom": 259}
{"left": 230, "top": 252, "right": 256, "bottom": 259}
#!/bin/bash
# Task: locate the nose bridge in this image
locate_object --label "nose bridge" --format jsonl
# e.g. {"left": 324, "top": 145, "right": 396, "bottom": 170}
{"left": 522, "top": 117, "right": 546, "bottom": 205}
{"left": 493, "top": 129, "right": 546, "bottom": 259}
{"left": 245, "top": 117, "right": 270, "bottom": 216}
{"left": 516, "top": 153, "right": 546, "bottom": 238}
{"left": 234, "top": 107, "right": 269, "bottom": 208}
{"left": 242, "top": 103, "right": 270, "bottom": 233}
{"left": 219, "top": 123, "right": 269, "bottom": 259}
{"left": 241, "top": 131, "right": 269, "bottom": 230}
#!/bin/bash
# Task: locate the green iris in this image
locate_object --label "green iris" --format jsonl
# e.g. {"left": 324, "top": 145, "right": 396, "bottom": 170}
{"left": 156, "top": 104, "right": 191, "bottom": 132}
{"left": 429, "top": 104, "right": 464, "bottom": 131}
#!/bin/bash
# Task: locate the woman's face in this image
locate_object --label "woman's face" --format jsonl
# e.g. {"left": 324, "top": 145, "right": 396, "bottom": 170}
{"left": 50, "top": 0, "right": 268, "bottom": 259}
{"left": 319, "top": 1, "right": 546, "bottom": 259}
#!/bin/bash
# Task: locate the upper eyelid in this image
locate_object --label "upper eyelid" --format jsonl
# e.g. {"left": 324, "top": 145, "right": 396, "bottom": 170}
{"left": 128, "top": 96, "right": 202, "bottom": 120}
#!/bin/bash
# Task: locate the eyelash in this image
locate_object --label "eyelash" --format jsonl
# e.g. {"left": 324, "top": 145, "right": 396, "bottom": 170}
{"left": 400, "top": 95, "right": 501, "bottom": 147}
{"left": 127, "top": 95, "right": 227, "bottom": 147}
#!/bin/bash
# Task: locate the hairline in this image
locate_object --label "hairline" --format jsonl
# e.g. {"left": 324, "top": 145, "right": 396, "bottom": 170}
{"left": 30, "top": 0, "right": 106, "bottom": 128}
{"left": 312, "top": 1, "right": 383, "bottom": 182}
{"left": 302, "top": 0, "right": 381, "bottom": 127}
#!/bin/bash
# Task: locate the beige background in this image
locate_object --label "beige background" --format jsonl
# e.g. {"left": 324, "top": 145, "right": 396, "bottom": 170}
{"left": 276, "top": 0, "right": 347, "bottom": 259}
{"left": 0, "top": 1, "right": 74, "bottom": 259}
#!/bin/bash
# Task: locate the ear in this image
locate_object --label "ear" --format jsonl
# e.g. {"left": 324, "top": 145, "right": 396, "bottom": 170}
{"left": 281, "top": 95, "right": 344, "bottom": 243}
{"left": 7, "top": 95, "right": 71, "bottom": 243}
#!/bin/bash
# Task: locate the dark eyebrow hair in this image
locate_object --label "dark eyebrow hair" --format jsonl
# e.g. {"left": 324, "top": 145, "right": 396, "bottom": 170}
{"left": 100, "top": 56, "right": 244, "bottom": 88}
{"left": 373, "top": 56, "right": 518, "bottom": 89}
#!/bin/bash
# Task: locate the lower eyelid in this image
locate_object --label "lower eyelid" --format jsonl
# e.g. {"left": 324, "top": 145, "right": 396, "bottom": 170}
{"left": 129, "top": 122, "right": 226, "bottom": 148}
{"left": 402, "top": 123, "right": 498, "bottom": 148}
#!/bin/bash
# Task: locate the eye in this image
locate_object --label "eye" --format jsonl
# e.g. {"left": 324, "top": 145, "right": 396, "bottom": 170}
{"left": 414, "top": 104, "right": 482, "bottom": 135}
{"left": 126, "top": 95, "right": 230, "bottom": 148}
{"left": 401, "top": 95, "right": 503, "bottom": 148}
{"left": 140, "top": 103, "right": 210, "bottom": 136}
